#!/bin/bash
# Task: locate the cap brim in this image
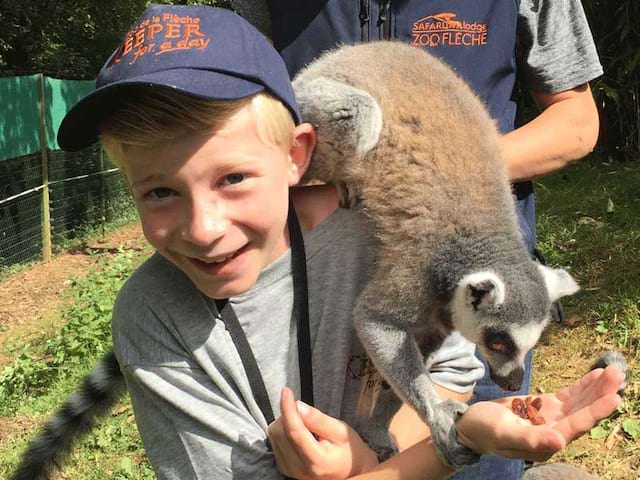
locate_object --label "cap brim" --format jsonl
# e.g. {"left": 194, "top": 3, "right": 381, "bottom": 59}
{"left": 57, "top": 69, "right": 266, "bottom": 151}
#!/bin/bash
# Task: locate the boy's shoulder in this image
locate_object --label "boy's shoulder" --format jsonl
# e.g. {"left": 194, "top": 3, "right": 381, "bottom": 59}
{"left": 112, "top": 252, "right": 201, "bottom": 328}
{"left": 112, "top": 252, "right": 212, "bottom": 366}
{"left": 301, "top": 190, "right": 377, "bottom": 277}
{"left": 293, "top": 184, "right": 374, "bottom": 240}
{"left": 119, "top": 253, "right": 187, "bottom": 299}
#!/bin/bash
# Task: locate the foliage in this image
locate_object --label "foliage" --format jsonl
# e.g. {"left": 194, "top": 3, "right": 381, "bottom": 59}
{"left": 0, "top": 245, "right": 153, "bottom": 479}
{"left": 0, "top": 0, "right": 146, "bottom": 78}
{"left": 0, "top": 250, "right": 138, "bottom": 414}
{"left": 0, "top": 0, "right": 231, "bottom": 79}
{"left": 582, "top": 0, "right": 640, "bottom": 161}
{"left": 622, "top": 419, "right": 640, "bottom": 441}
{"left": 536, "top": 158, "right": 640, "bottom": 349}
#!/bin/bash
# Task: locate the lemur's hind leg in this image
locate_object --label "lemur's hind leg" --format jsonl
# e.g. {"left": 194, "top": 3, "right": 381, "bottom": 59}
{"left": 359, "top": 384, "right": 403, "bottom": 461}
{"left": 353, "top": 294, "right": 479, "bottom": 468}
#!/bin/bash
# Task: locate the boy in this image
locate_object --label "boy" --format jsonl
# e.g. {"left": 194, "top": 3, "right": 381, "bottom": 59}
{"left": 55, "top": 4, "right": 623, "bottom": 480}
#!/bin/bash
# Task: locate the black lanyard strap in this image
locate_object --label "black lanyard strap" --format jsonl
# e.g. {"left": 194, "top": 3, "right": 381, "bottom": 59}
{"left": 215, "top": 297, "right": 278, "bottom": 423}
{"left": 204, "top": 197, "right": 314, "bottom": 426}
{"left": 288, "top": 199, "right": 314, "bottom": 409}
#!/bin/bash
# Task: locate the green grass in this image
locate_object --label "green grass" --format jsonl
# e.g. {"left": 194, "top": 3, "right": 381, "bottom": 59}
{"left": 0, "top": 248, "right": 154, "bottom": 479}
{"left": 536, "top": 158, "right": 640, "bottom": 352}
{"left": 534, "top": 156, "right": 640, "bottom": 478}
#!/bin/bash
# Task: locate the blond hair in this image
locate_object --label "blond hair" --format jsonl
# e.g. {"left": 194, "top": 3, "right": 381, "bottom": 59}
{"left": 99, "top": 88, "right": 296, "bottom": 168}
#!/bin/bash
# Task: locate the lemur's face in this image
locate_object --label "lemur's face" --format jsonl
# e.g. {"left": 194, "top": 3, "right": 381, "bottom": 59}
{"left": 451, "top": 266, "right": 579, "bottom": 391}
{"left": 476, "top": 323, "right": 546, "bottom": 391}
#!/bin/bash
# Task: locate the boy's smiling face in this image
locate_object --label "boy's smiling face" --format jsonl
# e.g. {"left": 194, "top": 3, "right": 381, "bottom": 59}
{"left": 124, "top": 105, "right": 308, "bottom": 298}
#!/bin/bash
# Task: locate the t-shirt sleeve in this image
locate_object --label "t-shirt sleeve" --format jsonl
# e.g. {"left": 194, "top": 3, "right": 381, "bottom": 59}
{"left": 517, "top": 0, "right": 603, "bottom": 93}
{"left": 428, "top": 332, "right": 485, "bottom": 394}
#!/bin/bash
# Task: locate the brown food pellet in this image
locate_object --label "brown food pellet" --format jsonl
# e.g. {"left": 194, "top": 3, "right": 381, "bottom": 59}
{"left": 511, "top": 396, "right": 545, "bottom": 424}
{"left": 512, "top": 398, "right": 528, "bottom": 419}
{"left": 530, "top": 416, "right": 546, "bottom": 425}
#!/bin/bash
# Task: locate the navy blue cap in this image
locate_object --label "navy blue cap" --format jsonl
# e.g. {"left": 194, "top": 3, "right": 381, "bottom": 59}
{"left": 57, "top": 4, "right": 301, "bottom": 151}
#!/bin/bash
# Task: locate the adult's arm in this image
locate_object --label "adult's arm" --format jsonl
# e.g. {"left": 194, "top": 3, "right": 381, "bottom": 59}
{"left": 501, "top": 84, "right": 599, "bottom": 181}
{"left": 505, "top": 0, "right": 603, "bottom": 181}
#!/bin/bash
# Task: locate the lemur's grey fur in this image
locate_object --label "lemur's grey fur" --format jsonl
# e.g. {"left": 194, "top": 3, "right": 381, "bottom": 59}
{"left": 522, "top": 463, "right": 599, "bottom": 480}
{"left": 292, "top": 41, "right": 582, "bottom": 467}
{"left": 10, "top": 40, "right": 628, "bottom": 479}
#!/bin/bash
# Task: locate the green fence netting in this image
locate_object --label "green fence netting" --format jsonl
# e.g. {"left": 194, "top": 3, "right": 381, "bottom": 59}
{"left": 0, "top": 75, "right": 94, "bottom": 161}
{"left": 0, "top": 75, "right": 42, "bottom": 162}
{"left": 0, "top": 75, "right": 135, "bottom": 271}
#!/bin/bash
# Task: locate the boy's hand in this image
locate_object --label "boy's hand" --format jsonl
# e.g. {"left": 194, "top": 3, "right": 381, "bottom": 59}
{"left": 456, "top": 365, "right": 625, "bottom": 462}
{"left": 268, "top": 387, "right": 378, "bottom": 480}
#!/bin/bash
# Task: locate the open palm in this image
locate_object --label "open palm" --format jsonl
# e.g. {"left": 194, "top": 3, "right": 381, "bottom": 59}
{"left": 456, "top": 365, "right": 624, "bottom": 462}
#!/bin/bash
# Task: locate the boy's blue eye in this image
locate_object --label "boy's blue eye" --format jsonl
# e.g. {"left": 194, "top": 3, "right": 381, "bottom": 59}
{"left": 147, "top": 187, "right": 176, "bottom": 200}
{"left": 223, "top": 173, "right": 245, "bottom": 185}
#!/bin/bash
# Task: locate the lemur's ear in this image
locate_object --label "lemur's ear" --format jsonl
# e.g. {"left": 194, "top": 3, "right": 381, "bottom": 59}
{"left": 538, "top": 265, "right": 579, "bottom": 303}
{"left": 460, "top": 272, "right": 505, "bottom": 311}
{"left": 293, "top": 77, "right": 383, "bottom": 181}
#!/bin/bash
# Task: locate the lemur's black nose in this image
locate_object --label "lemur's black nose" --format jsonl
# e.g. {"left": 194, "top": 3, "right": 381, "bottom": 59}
{"left": 491, "top": 367, "right": 524, "bottom": 392}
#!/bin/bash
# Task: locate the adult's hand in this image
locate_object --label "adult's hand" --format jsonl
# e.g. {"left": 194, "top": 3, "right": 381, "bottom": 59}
{"left": 456, "top": 365, "right": 624, "bottom": 461}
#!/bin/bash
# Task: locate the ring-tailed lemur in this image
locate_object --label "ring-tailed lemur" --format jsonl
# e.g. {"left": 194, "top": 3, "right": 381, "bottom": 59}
{"left": 291, "top": 41, "right": 582, "bottom": 467}
{"left": 11, "top": 40, "right": 627, "bottom": 478}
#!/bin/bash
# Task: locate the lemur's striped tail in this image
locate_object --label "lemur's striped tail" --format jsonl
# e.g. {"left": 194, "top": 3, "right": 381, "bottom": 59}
{"left": 10, "top": 350, "right": 125, "bottom": 480}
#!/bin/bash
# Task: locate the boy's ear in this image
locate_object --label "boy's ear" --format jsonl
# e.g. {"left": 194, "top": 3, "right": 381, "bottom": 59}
{"left": 288, "top": 122, "right": 317, "bottom": 186}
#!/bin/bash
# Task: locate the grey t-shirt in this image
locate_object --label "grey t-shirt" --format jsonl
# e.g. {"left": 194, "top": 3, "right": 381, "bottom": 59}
{"left": 112, "top": 207, "right": 483, "bottom": 479}
{"left": 516, "top": 0, "right": 603, "bottom": 93}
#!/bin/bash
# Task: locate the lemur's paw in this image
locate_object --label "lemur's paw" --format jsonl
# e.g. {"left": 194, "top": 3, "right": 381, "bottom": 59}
{"left": 590, "top": 351, "right": 627, "bottom": 396}
{"left": 359, "top": 419, "right": 399, "bottom": 463}
{"left": 336, "top": 182, "right": 360, "bottom": 209}
{"left": 366, "top": 442, "right": 398, "bottom": 464}
{"left": 430, "top": 400, "right": 480, "bottom": 469}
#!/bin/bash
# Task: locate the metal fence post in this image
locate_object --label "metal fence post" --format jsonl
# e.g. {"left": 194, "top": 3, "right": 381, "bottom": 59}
{"left": 38, "top": 73, "right": 52, "bottom": 262}
{"left": 100, "top": 147, "right": 106, "bottom": 237}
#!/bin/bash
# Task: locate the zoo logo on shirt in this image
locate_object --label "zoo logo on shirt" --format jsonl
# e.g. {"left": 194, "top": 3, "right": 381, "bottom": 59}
{"left": 412, "top": 12, "right": 488, "bottom": 48}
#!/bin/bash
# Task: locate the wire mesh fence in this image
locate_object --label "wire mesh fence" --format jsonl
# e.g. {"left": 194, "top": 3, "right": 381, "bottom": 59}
{"left": 0, "top": 146, "right": 134, "bottom": 270}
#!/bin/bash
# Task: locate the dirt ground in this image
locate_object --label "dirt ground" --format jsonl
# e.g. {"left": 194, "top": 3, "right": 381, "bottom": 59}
{"left": 0, "top": 224, "right": 148, "bottom": 365}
